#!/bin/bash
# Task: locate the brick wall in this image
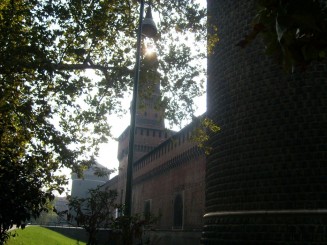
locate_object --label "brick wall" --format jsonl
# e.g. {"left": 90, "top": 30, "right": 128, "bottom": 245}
{"left": 107, "top": 118, "right": 206, "bottom": 232}
{"left": 203, "top": 0, "right": 327, "bottom": 244}
{"left": 132, "top": 122, "right": 206, "bottom": 230}
{"left": 115, "top": 126, "right": 173, "bottom": 204}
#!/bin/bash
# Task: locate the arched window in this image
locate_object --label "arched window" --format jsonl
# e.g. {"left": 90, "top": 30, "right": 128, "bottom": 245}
{"left": 173, "top": 194, "right": 183, "bottom": 229}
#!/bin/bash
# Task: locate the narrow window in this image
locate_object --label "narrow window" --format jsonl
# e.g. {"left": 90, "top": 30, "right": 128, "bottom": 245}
{"left": 173, "top": 194, "right": 183, "bottom": 229}
{"left": 144, "top": 200, "right": 151, "bottom": 220}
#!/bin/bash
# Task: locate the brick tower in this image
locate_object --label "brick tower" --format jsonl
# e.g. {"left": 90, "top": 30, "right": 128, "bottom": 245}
{"left": 116, "top": 53, "right": 172, "bottom": 204}
{"left": 202, "top": 1, "right": 327, "bottom": 244}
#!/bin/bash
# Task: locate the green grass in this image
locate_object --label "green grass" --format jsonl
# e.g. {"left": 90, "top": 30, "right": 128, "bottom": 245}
{"left": 7, "top": 226, "right": 86, "bottom": 245}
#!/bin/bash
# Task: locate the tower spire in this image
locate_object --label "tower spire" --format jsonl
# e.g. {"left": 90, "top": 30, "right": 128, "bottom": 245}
{"left": 135, "top": 52, "right": 164, "bottom": 129}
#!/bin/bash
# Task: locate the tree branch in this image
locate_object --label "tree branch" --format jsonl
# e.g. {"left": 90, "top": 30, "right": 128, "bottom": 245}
{"left": 51, "top": 62, "right": 133, "bottom": 89}
{"left": 53, "top": 63, "right": 113, "bottom": 71}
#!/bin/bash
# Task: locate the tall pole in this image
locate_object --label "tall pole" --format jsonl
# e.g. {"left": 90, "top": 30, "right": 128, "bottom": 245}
{"left": 124, "top": 0, "right": 144, "bottom": 217}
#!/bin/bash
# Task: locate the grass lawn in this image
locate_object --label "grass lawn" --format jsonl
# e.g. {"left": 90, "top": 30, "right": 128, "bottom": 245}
{"left": 7, "top": 226, "right": 86, "bottom": 245}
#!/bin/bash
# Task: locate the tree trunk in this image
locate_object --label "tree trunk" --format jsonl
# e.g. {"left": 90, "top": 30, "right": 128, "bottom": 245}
{"left": 87, "top": 230, "right": 97, "bottom": 245}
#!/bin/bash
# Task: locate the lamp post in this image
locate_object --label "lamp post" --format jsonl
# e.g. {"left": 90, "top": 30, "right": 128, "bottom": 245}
{"left": 125, "top": 0, "right": 157, "bottom": 217}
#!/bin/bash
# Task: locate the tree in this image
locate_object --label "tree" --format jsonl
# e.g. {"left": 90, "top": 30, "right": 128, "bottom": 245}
{"left": 0, "top": 0, "right": 206, "bottom": 244}
{"left": 65, "top": 186, "right": 159, "bottom": 245}
{"left": 113, "top": 213, "right": 159, "bottom": 245}
{"left": 237, "top": 0, "right": 327, "bottom": 71}
{"left": 65, "top": 186, "right": 117, "bottom": 245}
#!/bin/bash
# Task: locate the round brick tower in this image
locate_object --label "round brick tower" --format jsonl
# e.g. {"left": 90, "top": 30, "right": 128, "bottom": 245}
{"left": 203, "top": 1, "right": 327, "bottom": 244}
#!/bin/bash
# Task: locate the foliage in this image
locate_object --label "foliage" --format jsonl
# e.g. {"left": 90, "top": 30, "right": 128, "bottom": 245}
{"left": 0, "top": 0, "right": 206, "bottom": 243}
{"left": 65, "top": 186, "right": 117, "bottom": 245}
{"left": 0, "top": 157, "right": 56, "bottom": 244}
{"left": 32, "top": 197, "right": 66, "bottom": 226}
{"left": 7, "top": 226, "right": 86, "bottom": 245}
{"left": 65, "top": 186, "right": 158, "bottom": 245}
{"left": 237, "top": 0, "right": 327, "bottom": 71}
{"left": 33, "top": 207, "right": 60, "bottom": 226}
{"left": 191, "top": 117, "right": 220, "bottom": 155}
{"left": 207, "top": 24, "right": 220, "bottom": 55}
{"left": 113, "top": 212, "right": 160, "bottom": 245}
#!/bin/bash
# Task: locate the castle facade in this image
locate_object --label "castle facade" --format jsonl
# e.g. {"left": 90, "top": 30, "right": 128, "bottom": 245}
{"left": 104, "top": 54, "right": 206, "bottom": 240}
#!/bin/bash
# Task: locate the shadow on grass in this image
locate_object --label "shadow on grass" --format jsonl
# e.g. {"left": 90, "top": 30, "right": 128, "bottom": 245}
{"left": 44, "top": 226, "right": 120, "bottom": 245}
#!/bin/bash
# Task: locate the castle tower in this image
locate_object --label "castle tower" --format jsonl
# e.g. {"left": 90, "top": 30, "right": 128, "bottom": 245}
{"left": 203, "top": 1, "right": 327, "bottom": 244}
{"left": 136, "top": 52, "right": 165, "bottom": 131}
{"left": 71, "top": 163, "right": 109, "bottom": 199}
{"left": 116, "top": 53, "right": 172, "bottom": 204}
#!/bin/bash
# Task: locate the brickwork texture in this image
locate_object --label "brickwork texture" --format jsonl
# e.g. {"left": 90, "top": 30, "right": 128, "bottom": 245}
{"left": 132, "top": 122, "right": 206, "bottom": 231}
{"left": 203, "top": 0, "right": 327, "bottom": 244}
{"left": 107, "top": 117, "right": 206, "bottom": 234}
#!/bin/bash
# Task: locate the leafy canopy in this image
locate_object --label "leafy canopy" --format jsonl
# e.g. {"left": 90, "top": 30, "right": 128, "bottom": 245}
{"left": 237, "top": 0, "right": 327, "bottom": 71}
{"left": 0, "top": 0, "right": 206, "bottom": 243}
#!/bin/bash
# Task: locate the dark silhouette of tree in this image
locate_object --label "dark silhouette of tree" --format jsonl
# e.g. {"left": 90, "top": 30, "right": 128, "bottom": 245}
{"left": 237, "top": 0, "right": 327, "bottom": 71}
{"left": 66, "top": 186, "right": 117, "bottom": 245}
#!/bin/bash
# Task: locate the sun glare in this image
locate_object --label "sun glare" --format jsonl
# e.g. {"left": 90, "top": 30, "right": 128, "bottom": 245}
{"left": 144, "top": 40, "right": 157, "bottom": 57}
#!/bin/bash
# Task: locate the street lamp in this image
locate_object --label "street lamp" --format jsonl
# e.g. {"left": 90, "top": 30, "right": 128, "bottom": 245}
{"left": 125, "top": 0, "right": 157, "bottom": 217}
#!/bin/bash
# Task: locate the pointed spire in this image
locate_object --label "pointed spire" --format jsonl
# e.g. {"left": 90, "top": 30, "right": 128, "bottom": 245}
{"left": 142, "top": 6, "right": 157, "bottom": 38}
